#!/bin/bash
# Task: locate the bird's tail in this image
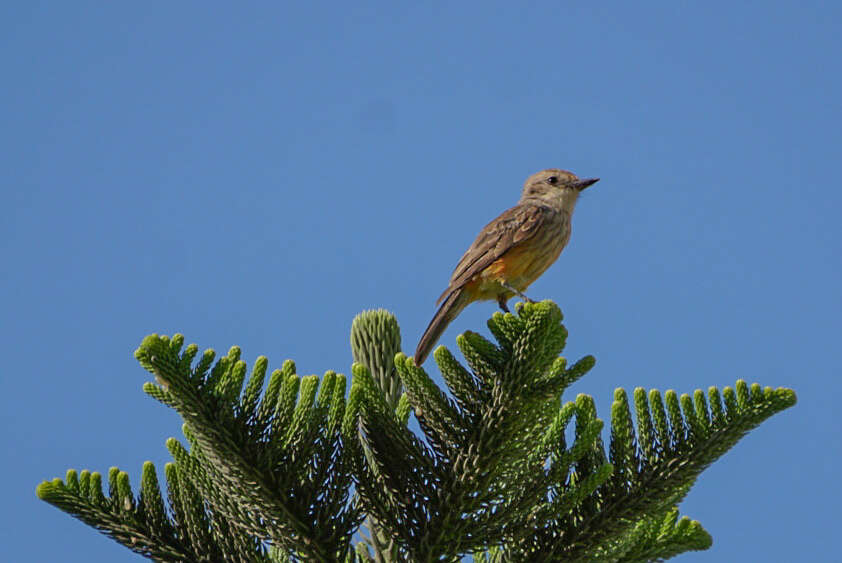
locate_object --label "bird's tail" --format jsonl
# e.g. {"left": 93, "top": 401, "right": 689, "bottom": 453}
{"left": 414, "top": 289, "right": 469, "bottom": 366}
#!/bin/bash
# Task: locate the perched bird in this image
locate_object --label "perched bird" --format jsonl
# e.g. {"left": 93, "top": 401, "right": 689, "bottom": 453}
{"left": 414, "top": 169, "right": 598, "bottom": 365}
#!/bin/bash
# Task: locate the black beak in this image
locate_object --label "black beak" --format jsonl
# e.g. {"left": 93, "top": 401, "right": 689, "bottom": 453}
{"left": 573, "top": 177, "right": 599, "bottom": 191}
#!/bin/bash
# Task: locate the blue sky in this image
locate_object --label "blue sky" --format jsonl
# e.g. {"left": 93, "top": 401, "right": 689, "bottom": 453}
{"left": 2, "top": 2, "right": 840, "bottom": 561}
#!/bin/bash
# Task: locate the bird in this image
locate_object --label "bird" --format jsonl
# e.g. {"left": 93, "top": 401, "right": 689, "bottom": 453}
{"left": 414, "top": 168, "right": 598, "bottom": 365}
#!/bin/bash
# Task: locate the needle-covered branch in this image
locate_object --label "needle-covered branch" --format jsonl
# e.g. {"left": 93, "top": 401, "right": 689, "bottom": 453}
{"left": 351, "top": 302, "right": 795, "bottom": 562}
{"left": 37, "top": 301, "right": 795, "bottom": 562}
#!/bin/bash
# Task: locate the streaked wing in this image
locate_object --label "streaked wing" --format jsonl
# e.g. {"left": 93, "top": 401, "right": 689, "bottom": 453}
{"left": 436, "top": 204, "right": 546, "bottom": 304}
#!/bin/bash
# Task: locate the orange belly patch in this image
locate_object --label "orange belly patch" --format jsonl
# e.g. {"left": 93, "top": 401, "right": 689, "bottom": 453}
{"left": 463, "top": 241, "right": 563, "bottom": 302}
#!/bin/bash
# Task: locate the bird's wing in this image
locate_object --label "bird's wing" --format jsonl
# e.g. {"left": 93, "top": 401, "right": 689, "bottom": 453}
{"left": 435, "top": 203, "right": 547, "bottom": 305}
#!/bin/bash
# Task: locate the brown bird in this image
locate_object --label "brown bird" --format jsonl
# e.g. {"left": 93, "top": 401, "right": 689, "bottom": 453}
{"left": 414, "top": 169, "right": 598, "bottom": 365}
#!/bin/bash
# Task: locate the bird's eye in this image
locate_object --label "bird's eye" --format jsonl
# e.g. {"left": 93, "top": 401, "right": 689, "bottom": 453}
{"left": 547, "top": 176, "right": 558, "bottom": 185}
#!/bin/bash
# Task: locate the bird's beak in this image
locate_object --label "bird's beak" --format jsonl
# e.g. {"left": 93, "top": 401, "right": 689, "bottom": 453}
{"left": 573, "top": 178, "right": 599, "bottom": 191}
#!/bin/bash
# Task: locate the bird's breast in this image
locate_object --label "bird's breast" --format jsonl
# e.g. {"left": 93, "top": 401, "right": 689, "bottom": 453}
{"left": 474, "top": 212, "right": 571, "bottom": 294}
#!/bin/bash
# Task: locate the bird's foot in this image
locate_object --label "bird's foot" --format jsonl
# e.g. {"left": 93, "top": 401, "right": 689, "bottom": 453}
{"left": 497, "top": 296, "right": 511, "bottom": 313}
{"left": 500, "top": 281, "right": 535, "bottom": 304}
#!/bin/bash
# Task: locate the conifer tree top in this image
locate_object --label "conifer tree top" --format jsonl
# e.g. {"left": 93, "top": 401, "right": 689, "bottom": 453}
{"left": 37, "top": 301, "right": 795, "bottom": 562}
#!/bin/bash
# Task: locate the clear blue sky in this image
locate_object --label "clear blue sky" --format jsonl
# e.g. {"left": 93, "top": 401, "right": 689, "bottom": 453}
{"left": 3, "top": 2, "right": 839, "bottom": 561}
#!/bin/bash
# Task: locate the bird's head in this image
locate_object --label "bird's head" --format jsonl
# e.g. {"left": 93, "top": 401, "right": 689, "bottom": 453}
{"left": 520, "top": 169, "right": 599, "bottom": 211}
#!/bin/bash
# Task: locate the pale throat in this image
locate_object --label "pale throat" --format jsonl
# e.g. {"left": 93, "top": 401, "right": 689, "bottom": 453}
{"left": 521, "top": 189, "right": 579, "bottom": 213}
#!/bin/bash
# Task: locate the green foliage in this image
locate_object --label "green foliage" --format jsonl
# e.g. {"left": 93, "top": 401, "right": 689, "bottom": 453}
{"left": 351, "top": 310, "right": 405, "bottom": 562}
{"left": 37, "top": 301, "right": 795, "bottom": 562}
{"left": 40, "top": 338, "right": 362, "bottom": 562}
{"left": 351, "top": 309, "right": 403, "bottom": 409}
{"left": 350, "top": 301, "right": 795, "bottom": 561}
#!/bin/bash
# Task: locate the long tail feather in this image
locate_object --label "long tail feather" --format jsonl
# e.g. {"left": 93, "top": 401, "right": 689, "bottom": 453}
{"left": 414, "top": 290, "right": 469, "bottom": 365}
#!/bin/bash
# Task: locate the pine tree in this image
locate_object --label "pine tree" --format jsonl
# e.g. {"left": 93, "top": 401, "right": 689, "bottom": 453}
{"left": 37, "top": 301, "right": 795, "bottom": 561}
